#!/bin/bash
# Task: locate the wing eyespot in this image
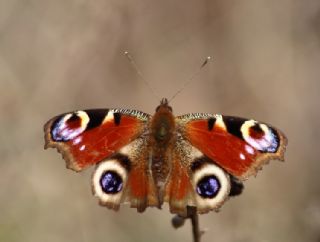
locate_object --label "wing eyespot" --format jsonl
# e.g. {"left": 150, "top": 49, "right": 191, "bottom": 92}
{"left": 92, "top": 159, "right": 130, "bottom": 209}
{"left": 51, "top": 111, "right": 89, "bottom": 142}
{"left": 100, "top": 171, "right": 123, "bottom": 194}
{"left": 241, "top": 120, "right": 280, "bottom": 153}
{"left": 191, "top": 162, "right": 231, "bottom": 212}
{"left": 196, "top": 175, "right": 220, "bottom": 198}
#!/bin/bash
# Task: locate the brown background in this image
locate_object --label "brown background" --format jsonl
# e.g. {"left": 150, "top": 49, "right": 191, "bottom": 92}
{"left": 1, "top": 1, "right": 319, "bottom": 242}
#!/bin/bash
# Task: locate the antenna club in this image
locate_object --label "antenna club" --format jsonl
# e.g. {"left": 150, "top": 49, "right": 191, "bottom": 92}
{"left": 124, "top": 51, "right": 161, "bottom": 102}
{"left": 169, "top": 55, "right": 212, "bottom": 102}
{"left": 201, "top": 56, "right": 213, "bottom": 68}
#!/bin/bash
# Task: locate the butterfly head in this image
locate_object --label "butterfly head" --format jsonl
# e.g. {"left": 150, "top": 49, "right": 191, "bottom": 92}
{"left": 155, "top": 98, "right": 173, "bottom": 113}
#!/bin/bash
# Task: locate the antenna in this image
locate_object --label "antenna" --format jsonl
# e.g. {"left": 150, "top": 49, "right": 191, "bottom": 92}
{"left": 168, "top": 56, "right": 212, "bottom": 103}
{"left": 124, "top": 51, "right": 161, "bottom": 101}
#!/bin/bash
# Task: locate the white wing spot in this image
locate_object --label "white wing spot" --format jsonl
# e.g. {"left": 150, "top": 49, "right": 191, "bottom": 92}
{"left": 245, "top": 144, "right": 255, "bottom": 155}
{"left": 239, "top": 153, "right": 246, "bottom": 160}
{"left": 214, "top": 114, "right": 227, "bottom": 130}
{"left": 102, "top": 110, "right": 115, "bottom": 123}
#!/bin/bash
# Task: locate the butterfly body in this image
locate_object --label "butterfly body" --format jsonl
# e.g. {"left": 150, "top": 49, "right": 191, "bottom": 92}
{"left": 149, "top": 99, "right": 175, "bottom": 191}
{"left": 44, "top": 98, "right": 287, "bottom": 215}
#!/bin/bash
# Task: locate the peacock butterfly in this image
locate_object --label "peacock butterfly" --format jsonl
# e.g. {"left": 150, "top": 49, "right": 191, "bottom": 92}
{"left": 44, "top": 98, "right": 287, "bottom": 215}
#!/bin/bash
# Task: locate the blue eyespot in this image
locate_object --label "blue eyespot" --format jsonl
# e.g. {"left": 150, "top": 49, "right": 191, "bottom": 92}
{"left": 196, "top": 176, "right": 220, "bottom": 198}
{"left": 100, "top": 171, "right": 123, "bottom": 194}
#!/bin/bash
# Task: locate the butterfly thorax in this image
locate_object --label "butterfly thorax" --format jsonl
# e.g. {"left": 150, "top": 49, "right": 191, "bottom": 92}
{"left": 151, "top": 99, "right": 174, "bottom": 144}
{"left": 149, "top": 98, "right": 175, "bottom": 191}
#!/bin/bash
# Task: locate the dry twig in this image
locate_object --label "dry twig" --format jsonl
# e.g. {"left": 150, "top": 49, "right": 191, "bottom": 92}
{"left": 172, "top": 206, "right": 203, "bottom": 242}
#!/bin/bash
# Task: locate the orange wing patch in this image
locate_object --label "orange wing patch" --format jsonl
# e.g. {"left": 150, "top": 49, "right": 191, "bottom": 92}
{"left": 163, "top": 151, "right": 195, "bottom": 215}
{"left": 185, "top": 120, "right": 258, "bottom": 178}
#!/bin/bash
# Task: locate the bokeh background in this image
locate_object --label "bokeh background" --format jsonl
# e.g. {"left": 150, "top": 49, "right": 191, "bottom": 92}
{"left": 1, "top": 1, "right": 319, "bottom": 242}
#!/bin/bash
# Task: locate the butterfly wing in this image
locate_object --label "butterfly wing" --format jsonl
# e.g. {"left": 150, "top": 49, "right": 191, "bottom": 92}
{"left": 91, "top": 137, "right": 159, "bottom": 213}
{"left": 164, "top": 138, "right": 231, "bottom": 215}
{"left": 44, "top": 109, "right": 150, "bottom": 171}
{"left": 176, "top": 113, "right": 287, "bottom": 180}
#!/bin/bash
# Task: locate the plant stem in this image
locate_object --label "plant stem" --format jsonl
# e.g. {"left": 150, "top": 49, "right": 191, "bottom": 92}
{"left": 171, "top": 206, "right": 202, "bottom": 242}
{"left": 187, "top": 206, "right": 201, "bottom": 242}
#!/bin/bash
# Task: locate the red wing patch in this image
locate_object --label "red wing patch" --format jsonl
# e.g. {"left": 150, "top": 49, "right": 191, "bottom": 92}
{"left": 164, "top": 155, "right": 194, "bottom": 215}
{"left": 44, "top": 109, "right": 150, "bottom": 171}
{"left": 177, "top": 114, "right": 287, "bottom": 180}
{"left": 126, "top": 162, "right": 159, "bottom": 212}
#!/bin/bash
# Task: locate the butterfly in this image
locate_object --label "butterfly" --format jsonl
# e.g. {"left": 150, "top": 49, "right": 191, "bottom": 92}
{"left": 44, "top": 98, "right": 287, "bottom": 215}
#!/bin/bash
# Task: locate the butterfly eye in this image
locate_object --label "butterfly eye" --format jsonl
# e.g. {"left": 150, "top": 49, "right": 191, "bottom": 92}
{"left": 192, "top": 163, "right": 230, "bottom": 212}
{"left": 92, "top": 159, "right": 128, "bottom": 209}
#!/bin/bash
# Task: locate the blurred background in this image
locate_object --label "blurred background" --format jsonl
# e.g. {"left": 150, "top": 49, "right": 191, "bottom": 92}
{"left": 1, "top": 0, "right": 319, "bottom": 242}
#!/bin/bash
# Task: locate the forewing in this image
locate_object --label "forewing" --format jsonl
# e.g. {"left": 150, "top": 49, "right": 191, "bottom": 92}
{"left": 44, "top": 109, "right": 150, "bottom": 171}
{"left": 176, "top": 113, "right": 287, "bottom": 180}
